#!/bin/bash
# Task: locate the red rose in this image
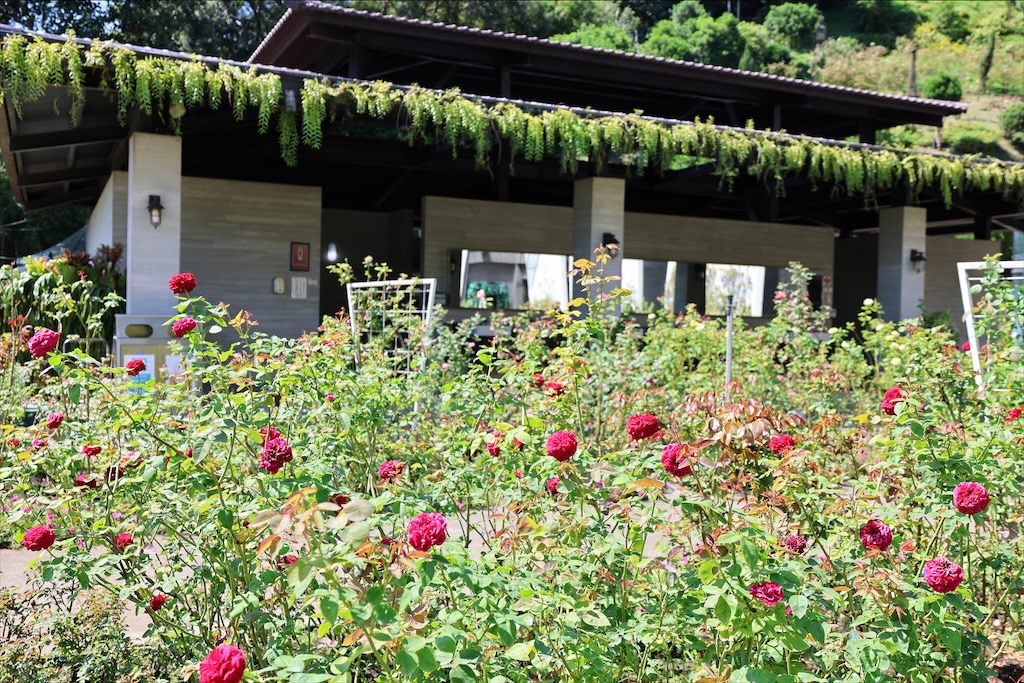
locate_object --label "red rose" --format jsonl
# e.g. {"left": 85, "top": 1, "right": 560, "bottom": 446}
{"left": 531, "top": 373, "right": 545, "bottom": 388}
{"left": 1006, "top": 407, "right": 1023, "bottom": 423}
{"left": 74, "top": 472, "right": 98, "bottom": 488}
{"left": 546, "top": 476, "right": 560, "bottom": 495}
{"left": 125, "top": 359, "right": 146, "bottom": 377}
{"left": 149, "top": 594, "right": 168, "bottom": 611}
{"left": 923, "top": 556, "right": 963, "bottom": 593}
{"left": 199, "top": 644, "right": 246, "bottom": 683}
{"left": 329, "top": 493, "right": 350, "bottom": 508}
{"left": 952, "top": 481, "right": 989, "bottom": 515}
{"left": 546, "top": 430, "right": 577, "bottom": 462}
{"left": 45, "top": 411, "right": 64, "bottom": 429}
{"left": 487, "top": 430, "right": 503, "bottom": 456}
{"left": 27, "top": 328, "right": 59, "bottom": 358}
{"left": 114, "top": 532, "right": 134, "bottom": 550}
{"left": 782, "top": 534, "right": 807, "bottom": 554}
{"left": 31, "top": 437, "right": 47, "bottom": 449}
{"left": 859, "top": 518, "right": 893, "bottom": 551}
{"left": 171, "top": 317, "right": 197, "bottom": 338}
{"left": 276, "top": 554, "right": 298, "bottom": 570}
{"left": 22, "top": 525, "right": 55, "bottom": 551}
{"left": 260, "top": 427, "right": 281, "bottom": 442}
{"left": 168, "top": 272, "right": 197, "bottom": 295}
{"left": 880, "top": 387, "right": 905, "bottom": 415}
{"left": 626, "top": 413, "right": 660, "bottom": 441}
{"left": 749, "top": 581, "right": 784, "bottom": 607}
{"left": 258, "top": 437, "right": 293, "bottom": 474}
{"left": 378, "top": 459, "right": 404, "bottom": 481}
{"left": 81, "top": 444, "right": 102, "bottom": 457}
{"left": 544, "top": 381, "right": 565, "bottom": 397}
{"left": 407, "top": 512, "right": 447, "bottom": 551}
{"left": 960, "top": 340, "right": 970, "bottom": 352}
{"left": 769, "top": 434, "right": 795, "bottom": 454}
{"left": 660, "top": 443, "right": 692, "bottom": 477}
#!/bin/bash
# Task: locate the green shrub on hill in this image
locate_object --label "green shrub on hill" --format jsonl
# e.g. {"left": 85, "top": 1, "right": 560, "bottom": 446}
{"left": 922, "top": 72, "right": 963, "bottom": 101}
{"left": 999, "top": 101, "right": 1024, "bottom": 147}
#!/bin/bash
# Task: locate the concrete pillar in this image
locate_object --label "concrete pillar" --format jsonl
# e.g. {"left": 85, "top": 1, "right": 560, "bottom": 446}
{"left": 642, "top": 260, "right": 667, "bottom": 307}
{"left": 671, "top": 263, "right": 706, "bottom": 314}
{"left": 572, "top": 177, "right": 625, "bottom": 303}
{"left": 126, "top": 133, "right": 182, "bottom": 315}
{"left": 877, "top": 206, "right": 926, "bottom": 320}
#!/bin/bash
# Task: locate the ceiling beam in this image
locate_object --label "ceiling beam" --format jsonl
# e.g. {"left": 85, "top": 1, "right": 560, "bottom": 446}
{"left": 10, "top": 125, "right": 126, "bottom": 153}
{"left": 17, "top": 165, "right": 110, "bottom": 188}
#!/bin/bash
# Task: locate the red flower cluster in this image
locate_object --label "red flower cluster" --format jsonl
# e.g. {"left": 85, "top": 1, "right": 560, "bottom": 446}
{"left": 407, "top": 512, "right": 447, "bottom": 551}
{"left": 168, "top": 272, "right": 197, "bottom": 295}
{"left": 626, "top": 413, "right": 660, "bottom": 441}
{"left": 860, "top": 519, "right": 893, "bottom": 551}
{"left": 199, "top": 644, "right": 246, "bottom": 683}
{"left": 27, "top": 328, "right": 59, "bottom": 358}
{"left": 660, "top": 443, "right": 692, "bottom": 477}
{"left": 769, "top": 434, "right": 795, "bottom": 454}
{"left": 378, "top": 459, "right": 405, "bottom": 481}
{"left": 81, "top": 444, "right": 102, "bottom": 457}
{"left": 923, "top": 556, "right": 963, "bottom": 593}
{"left": 487, "top": 430, "right": 524, "bottom": 456}
{"left": 546, "top": 476, "right": 560, "bottom": 495}
{"left": 546, "top": 430, "right": 577, "bottom": 462}
{"left": 125, "top": 359, "right": 146, "bottom": 377}
{"left": 22, "top": 525, "right": 55, "bottom": 551}
{"left": 880, "top": 387, "right": 905, "bottom": 415}
{"left": 149, "top": 594, "right": 168, "bottom": 611}
{"left": 276, "top": 554, "right": 298, "bottom": 570}
{"left": 45, "top": 411, "right": 64, "bottom": 429}
{"left": 74, "top": 472, "right": 98, "bottom": 489}
{"left": 960, "top": 340, "right": 970, "bottom": 352}
{"left": 749, "top": 581, "right": 784, "bottom": 607}
{"left": 952, "top": 481, "right": 989, "bottom": 515}
{"left": 782, "top": 534, "right": 807, "bottom": 554}
{"left": 172, "top": 317, "right": 197, "bottom": 338}
{"left": 1007, "top": 406, "right": 1023, "bottom": 423}
{"left": 114, "top": 533, "right": 134, "bottom": 550}
{"left": 259, "top": 437, "right": 293, "bottom": 474}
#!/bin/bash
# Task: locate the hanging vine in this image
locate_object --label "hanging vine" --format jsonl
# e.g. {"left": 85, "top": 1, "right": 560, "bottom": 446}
{"left": 2, "top": 33, "right": 1023, "bottom": 210}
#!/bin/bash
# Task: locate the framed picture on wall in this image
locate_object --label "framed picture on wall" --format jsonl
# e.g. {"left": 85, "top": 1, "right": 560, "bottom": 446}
{"left": 290, "top": 242, "right": 310, "bottom": 271}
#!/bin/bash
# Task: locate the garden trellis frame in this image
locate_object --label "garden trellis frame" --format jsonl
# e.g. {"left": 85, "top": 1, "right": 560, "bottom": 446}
{"left": 957, "top": 260, "right": 1024, "bottom": 390}
{"left": 346, "top": 278, "right": 436, "bottom": 374}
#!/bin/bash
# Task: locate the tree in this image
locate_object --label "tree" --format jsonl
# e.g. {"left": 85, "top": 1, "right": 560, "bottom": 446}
{"left": 642, "top": 12, "right": 745, "bottom": 67}
{"left": 669, "top": 0, "right": 706, "bottom": 24}
{"left": 763, "top": 2, "right": 822, "bottom": 50}
{"left": 738, "top": 21, "right": 792, "bottom": 72}
{"left": 550, "top": 23, "right": 635, "bottom": 51}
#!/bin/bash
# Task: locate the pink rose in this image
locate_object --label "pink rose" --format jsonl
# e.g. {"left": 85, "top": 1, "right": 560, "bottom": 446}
{"left": 923, "top": 556, "right": 963, "bottom": 593}
{"left": 114, "top": 532, "right": 134, "bottom": 550}
{"left": 782, "top": 534, "right": 807, "bottom": 554}
{"left": 21, "top": 525, "right": 55, "bottom": 551}
{"left": 626, "top": 413, "right": 660, "bottom": 441}
{"left": 952, "top": 481, "right": 989, "bottom": 515}
{"left": 546, "top": 430, "right": 577, "bottom": 462}
{"left": 546, "top": 476, "right": 560, "bottom": 495}
{"left": 749, "top": 581, "right": 784, "bottom": 607}
{"left": 27, "top": 328, "right": 59, "bottom": 358}
{"left": 199, "top": 644, "right": 246, "bottom": 683}
{"left": 45, "top": 411, "right": 64, "bottom": 429}
{"left": 172, "top": 317, "right": 197, "bottom": 338}
{"left": 407, "top": 512, "right": 447, "bottom": 551}
{"left": 860, "top": 518, "right": 893, "bottom": 551}
{"left": 769, "top": 434, "right": 795, "bottom": 454}
{"left": 259, "top": 437, "right": 293, "bottom": 474}
{"left": 660, "top": 443, "right": 692, "bottom": 477}
{"left": 880, "top": 387, "right": 905, "bottom": 415}
{"left": 378, "top": 459, "right": 404, "bottom": 481}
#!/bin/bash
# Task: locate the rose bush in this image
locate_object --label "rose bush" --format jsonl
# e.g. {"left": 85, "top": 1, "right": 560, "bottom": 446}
{"left": 0, "top": 257, "right": 1021, "bottom": 682}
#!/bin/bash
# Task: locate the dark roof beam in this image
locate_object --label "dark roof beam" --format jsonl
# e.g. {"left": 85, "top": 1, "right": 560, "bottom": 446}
{"left": 17, "top": 165, "right": 110, "bottom": 188}
{"left": 10, "top": 125, "right": 126, "bottom": 153}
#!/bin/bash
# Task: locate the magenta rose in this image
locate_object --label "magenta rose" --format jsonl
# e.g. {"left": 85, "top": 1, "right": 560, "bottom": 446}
{"left": 378, "top": 459, "right": 405, "bottom": 481}
{"left": 199, "top": 644, "right": 246, "bottom": 683}
{"left": 544, "top": 381, "right": 566, "bottom": 397}
{"left": 923, "top": 556, "right": 964, "bottom": 593}
{"left": 171, "top": 317, "right": 197, "bottom": 338}
{"left": 74, "top": 472, "right": 98, "bottom": 489}
{"left": 660, "top": 443, "right": 692, "bottom": 477}
{"left": 860, "top": 518, "right": 893, "bottom": 551}
{"left": 27, "top": 328, "right": 59, "bottom": 358}
{"left": 546, "top": 430, "right": 577, "bottom": 462}
{"left": 114, "top": 532, "right": 134, "bottom": 550}
{"left": 21, "top": 525, "right": 55, "bottom": 551}
{"left": 487, "top": 430, "right": 503, "bottom": 456}
{"left": 952, "top": 481, "right": 989, "bottom": 515}
{"left": 749, "top": 581, "right": 784, "bottom": 607}
{"left": 407, "top": 512, "right": 447, "bottom": 551}
{"left": 626, "top": 413, "right": 661, "bottom": 441}
{"left": 168, "top": 272, "right": 197, "bottom": 295}
{"left": 125, "top": 359, "right": 146, "bottom": 376}
{"left": 258, "top": 437, "right": 293, "bottom": 474}
{"left": 880, "top": 387, "right": 905, "bottom": 415}
{"left": 45, "top": 411, "right": 64, "bottom": 429}
{"left": 782, "top": 534, "right": 807, "bottom": 554}
{"left": 546, "top": 476, "right": 560, "bottom": 495}
{"left": 769, "top": 434, "right": 796, "bottom": 454}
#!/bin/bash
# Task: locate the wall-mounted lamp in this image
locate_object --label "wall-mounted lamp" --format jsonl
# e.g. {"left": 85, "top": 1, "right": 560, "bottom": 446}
{"left": 601, "top": 232, "right": 621, "bottom": 258}
{"left": 147, "top": 195, "right": 164, "bottom": 228}
{"left": 910, "top": 248, "right": 926, "bottom": 273}
{"left": 326, "top": 242, "right": 338, "bottom": 262}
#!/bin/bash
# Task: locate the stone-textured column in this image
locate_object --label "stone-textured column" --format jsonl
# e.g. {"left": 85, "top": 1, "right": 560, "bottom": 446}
{"left": 126, "top": 133, "right": 182, "bottom": 314}
{"left": 572, "top": 177, "right": 625, "bottom": 303}
{"left": 877, "top": 206, "right": 926, "bottom": 320}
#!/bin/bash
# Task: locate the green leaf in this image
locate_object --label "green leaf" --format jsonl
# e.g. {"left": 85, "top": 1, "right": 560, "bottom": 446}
{"left": 909, "top": 421, "right": 925, "bottom": 438}
{"left": 789, "top": 594, "right": 808, "bottom": 619}
{"left": 506, "top": 641, "right": 535, "bottom": 661}
{"left": 449, "top": 664, "right": 476, "bottom": 683}
{"left": 397, "top": 650, "right": 420, "bottom": 679}
{"left": 436, "top": 635, "right": 458, "bottom": 653}
{"left": 715, "top": 593, "right": 737, "bottom": 626}
{"left": 417, "top": 648, "right": 438, "bottom": 673}
{"left": 217, "top": 508, "right": 234, "bottom": 529}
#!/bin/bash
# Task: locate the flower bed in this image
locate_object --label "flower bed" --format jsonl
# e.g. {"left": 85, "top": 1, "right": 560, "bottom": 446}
{"left": 0, "top": 258, "right": 1022, "bottom": 683}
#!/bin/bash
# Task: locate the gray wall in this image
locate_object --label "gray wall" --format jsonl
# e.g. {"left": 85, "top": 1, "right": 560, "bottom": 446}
{"left": 180, "top": 177, "right": 322, "bottom": 338}
{"left": 85, "top": 171, "right": 127, "bottom": 261}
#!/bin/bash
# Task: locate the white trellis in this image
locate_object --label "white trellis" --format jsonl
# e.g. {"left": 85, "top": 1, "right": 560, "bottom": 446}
{"left": 957, "top": 260, "right": 1024, "bottom": 389}
{"left": 346, "top": 278, "right": 436, "bottom": 374}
